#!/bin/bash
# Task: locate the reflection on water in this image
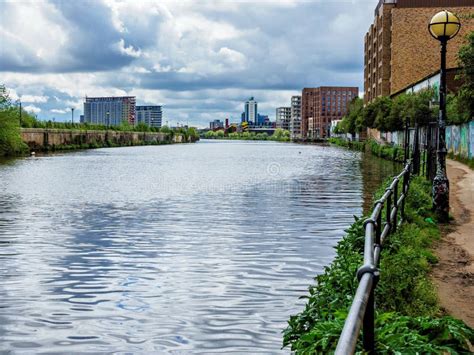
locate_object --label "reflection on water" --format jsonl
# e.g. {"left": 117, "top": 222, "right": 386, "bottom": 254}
{"left": 0, "top": 141, "right": 397, "bottom": 353}
{"left": 360, "top": 153, "right": 402, "bottom": 213}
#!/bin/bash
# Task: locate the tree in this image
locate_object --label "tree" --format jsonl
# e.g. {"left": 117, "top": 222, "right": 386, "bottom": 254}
{"left": 373, "top": 96, "right": 393, "bottom": 132}
{"left": 160, "top": 125, "right": 171, "bottom": 134}
{"left": 399, "top": 89, "right": 435, "bottom": 127}
{"left": 0, "top": 85, "right": 27, "bottom": 156}
{"left": 134, "top": 122, "right": 150, "bottom": 132}
{"left": 387, "top": 94, "right": 409, "bottom": 132}
{"left": 187, "top": 127, "right": 199, "bottom": 140}
{"left": 204, "top": 130, "right": 216, "bottom": 139}
{"left": 362, "top": 98, "right": 378, "bottom": 129}
{"left": 449, "top": 30, "right": 474, "bottom": 124}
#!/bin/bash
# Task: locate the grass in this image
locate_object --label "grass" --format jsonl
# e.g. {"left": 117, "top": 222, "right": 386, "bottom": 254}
{"left": 283, "top": 176, "right": 473, "bottom": 353}
{"left": 37, "top": 138, "right": 174, "bottom": 152}
{"left": 328, "top": 137, "right": 405, "bottom": 162}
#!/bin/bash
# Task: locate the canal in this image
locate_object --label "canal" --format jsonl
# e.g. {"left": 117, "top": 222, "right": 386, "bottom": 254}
{"left": 0, "top": 140, "right": 399, "bottom": 353}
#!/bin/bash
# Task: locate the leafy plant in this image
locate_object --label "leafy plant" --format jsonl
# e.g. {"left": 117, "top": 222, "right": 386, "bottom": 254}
{"left": 283, "top": 174, "right": 474, "bottom": 353}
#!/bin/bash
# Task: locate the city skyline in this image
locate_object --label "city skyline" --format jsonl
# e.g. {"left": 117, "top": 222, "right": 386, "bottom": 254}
{"left": 2, "top": 1, "right": 380, "bottom": 127}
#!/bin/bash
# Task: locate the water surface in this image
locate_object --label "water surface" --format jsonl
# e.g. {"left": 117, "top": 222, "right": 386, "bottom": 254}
{"left": 0, "top": 140, "right": 399, "bottom": 353}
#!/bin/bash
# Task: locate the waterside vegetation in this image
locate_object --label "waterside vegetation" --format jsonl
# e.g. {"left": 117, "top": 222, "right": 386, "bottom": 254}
{"left": 283, "top": 175, "right": 474, "bottom": 353}
{"left": 329, "top": 137, "right": 405, "bottom": 163}
{"left": 203, "top": 128, "right": 291, "bottom": 142}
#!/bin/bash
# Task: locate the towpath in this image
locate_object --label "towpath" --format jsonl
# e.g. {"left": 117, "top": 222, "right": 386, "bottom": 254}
{"left": 432, "top": 159, "right": 474, "bottom": 328}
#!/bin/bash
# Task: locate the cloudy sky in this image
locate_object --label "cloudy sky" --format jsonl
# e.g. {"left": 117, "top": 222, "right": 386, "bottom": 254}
{"left": 0, "top": 0, "right": 378, "bottom": 127}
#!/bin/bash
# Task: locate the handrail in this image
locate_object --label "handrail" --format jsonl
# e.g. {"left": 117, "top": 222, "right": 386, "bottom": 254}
{"left": 335, "top": 160, "right": 412, "bottom": 354}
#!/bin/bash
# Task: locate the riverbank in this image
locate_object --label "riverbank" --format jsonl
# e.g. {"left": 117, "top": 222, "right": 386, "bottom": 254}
{"left": 328, "top": 137, "right": 405, "bottom": 162}
{"left": 432, "top": 159, "right": 474, "bottom": 328}
{"left": 202, "top": 128, "right": 291, "bottom": 141}
{"left": 20, "top": 128, "right": 196, "bottom": 153}
{"left": 283, "top": 141, "right": 474, "bottom": 353}
{"left": 283, "top": 173, "right": 473, "bottom": 353}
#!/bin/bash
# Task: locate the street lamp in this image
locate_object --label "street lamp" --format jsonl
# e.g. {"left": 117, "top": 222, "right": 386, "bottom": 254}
{"left": 17, "top": 99, "right": 22, "bottom": 126}
{"left": 428, "top": 10, "right": 461, "bottom": 222}
{"left": 106, "top": 111, "right": 110, "bottom": 128}
{"left": 71, "top": 107, "right": 75, "bottom": 124}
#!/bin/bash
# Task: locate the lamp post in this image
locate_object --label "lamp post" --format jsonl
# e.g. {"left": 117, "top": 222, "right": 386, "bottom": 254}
{"left": 71, "top": 107, "right": 75, "bottom": 124}
{"left": 17, "top": 99, "right": 22, "bottom": 126}
{"left": 106, "top": 111, "right": 110, "bottom": 128}
{"left": 428, "top": 10, "right": 461, "bottom": 223}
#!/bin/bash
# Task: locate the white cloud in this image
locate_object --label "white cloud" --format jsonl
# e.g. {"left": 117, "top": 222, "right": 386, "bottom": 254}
{"left": 115, "top": 39, "right": 142, "bottom": 58}
{"left": 24, "top": 105, "right": 41, "bottom": 114}
{"left": 123, "top": 66, "right": 151, "bottom": 73}
{"left": 50, "top": 108, "right": 69, "bottom": 114}
{"left": 21, "top": 95, "right": 49, "bottom": 103}
{"left": 0, "top": 1, "right": 69, "bottom": 68}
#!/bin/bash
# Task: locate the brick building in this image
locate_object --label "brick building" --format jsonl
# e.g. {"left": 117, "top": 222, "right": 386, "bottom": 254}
{"left": 364, "top": 0, "right": 474, "bottom": 103}
{"left": 301, "top": 87, "right": 358, "bottom": 139}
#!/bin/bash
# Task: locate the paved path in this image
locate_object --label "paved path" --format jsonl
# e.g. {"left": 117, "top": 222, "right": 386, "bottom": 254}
{"left": 432, "top": 159, "right": 474, "bottom": 328}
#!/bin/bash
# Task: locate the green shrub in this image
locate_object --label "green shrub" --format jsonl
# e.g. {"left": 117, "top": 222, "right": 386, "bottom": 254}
{"left": 283, "top": 176, "right": 473, "bottom": 353}
{"left": 0, "top": 87, "right": 28, "bottom": 156}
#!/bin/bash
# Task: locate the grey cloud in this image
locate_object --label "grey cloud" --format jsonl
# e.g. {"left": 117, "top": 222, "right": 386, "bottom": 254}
{"left": 1, "top": 0, "right": 379, "bottom": 126}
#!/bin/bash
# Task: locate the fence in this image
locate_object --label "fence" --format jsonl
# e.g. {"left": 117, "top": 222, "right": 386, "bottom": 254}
{"left": 334, "top": 120, "right": 453, "bottom": 352}
{"left": 378, "top": 121, "right": 474, "bottom": 160}
{"left": 335, "top": 160, "right": 413, "bottom": 354}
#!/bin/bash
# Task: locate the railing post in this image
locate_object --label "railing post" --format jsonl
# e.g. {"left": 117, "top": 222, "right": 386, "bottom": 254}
{"left": 392, "top": 181, "right": 398, "bottom": 233}
{"left": 413, "top": 122, "right": 420, "bottom": 175}
{"left": 404, "top": 120, "right": 409, "bottom": 165}
{"left": 386, "top": 189, "right": 392, "bottom": 234}
{"left": 376, "top": 208, "right": 382, "bottom": 246}
{"left": 401, "top": 171, "right": 408, "bottom": 221}
{"left": 363, "top": 287, "right": 375, "bottom": 354}
{"left": 421, "top": 126, "right": 427, "bottom": 177}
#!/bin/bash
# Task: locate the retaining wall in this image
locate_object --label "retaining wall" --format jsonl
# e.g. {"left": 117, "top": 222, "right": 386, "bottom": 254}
{"left": 20, "top": 128, "right": 183, "bottom": 150}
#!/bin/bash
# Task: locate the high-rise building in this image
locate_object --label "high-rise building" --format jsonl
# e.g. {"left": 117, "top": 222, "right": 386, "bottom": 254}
{"left": 258, "top": 114, "right": 271, "bottom": 126}
{"left": 210, "top": 119, "right": 224, "bottom": 130}
{"left": 290, "top": 95, "right": 302, "bottom": 139}
{"left": 244, "top": 97, "right": 258, "bottom": 125}
{"left": 364, "top": 0, "right": 473, "bottom": 104}
{"left": 136, "top": 106, "right": 162, "bottom": 128}
{"left": 83, "top": 96, "right": 136, "bottom": 126}
{"left": 276, "top": 107, "right": 291, "bottom": 130}
{"left": 301, "top": 87, "right": 358, "bottom": 139}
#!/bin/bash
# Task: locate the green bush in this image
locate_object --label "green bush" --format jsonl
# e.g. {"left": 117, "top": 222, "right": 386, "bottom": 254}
{"left": 202, "top": 129, "right": 290, "bottom": 142}
{"left": 0, "top": 86, "right": 28, "bottom": 156}
{"left": 329, "top": 138, "right": 405, "bottom": 162}
{"left": 283, "top": 176, "right": 473, "bottom": 353}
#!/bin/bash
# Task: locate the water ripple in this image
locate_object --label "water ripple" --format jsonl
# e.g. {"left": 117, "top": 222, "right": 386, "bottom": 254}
{"left": 0, "top": 141, "right": 399, "bottom": 353}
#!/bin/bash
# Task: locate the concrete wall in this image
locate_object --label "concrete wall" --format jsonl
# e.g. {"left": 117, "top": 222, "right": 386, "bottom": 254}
{"left": 446, "top": 121, "right": 474, "bottom": 159}
{"left": 20, "top": 128, "right": 182, "bottom": 150}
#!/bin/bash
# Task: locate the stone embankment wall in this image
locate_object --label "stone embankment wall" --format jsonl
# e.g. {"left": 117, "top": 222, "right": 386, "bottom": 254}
{"left": 21, "top": 128, "right": 184, "bottom": 151}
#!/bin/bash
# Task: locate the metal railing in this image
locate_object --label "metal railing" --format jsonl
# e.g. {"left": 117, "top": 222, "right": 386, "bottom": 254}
{"left": 335, "top": 160, "right": 412, "bottom": 354}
